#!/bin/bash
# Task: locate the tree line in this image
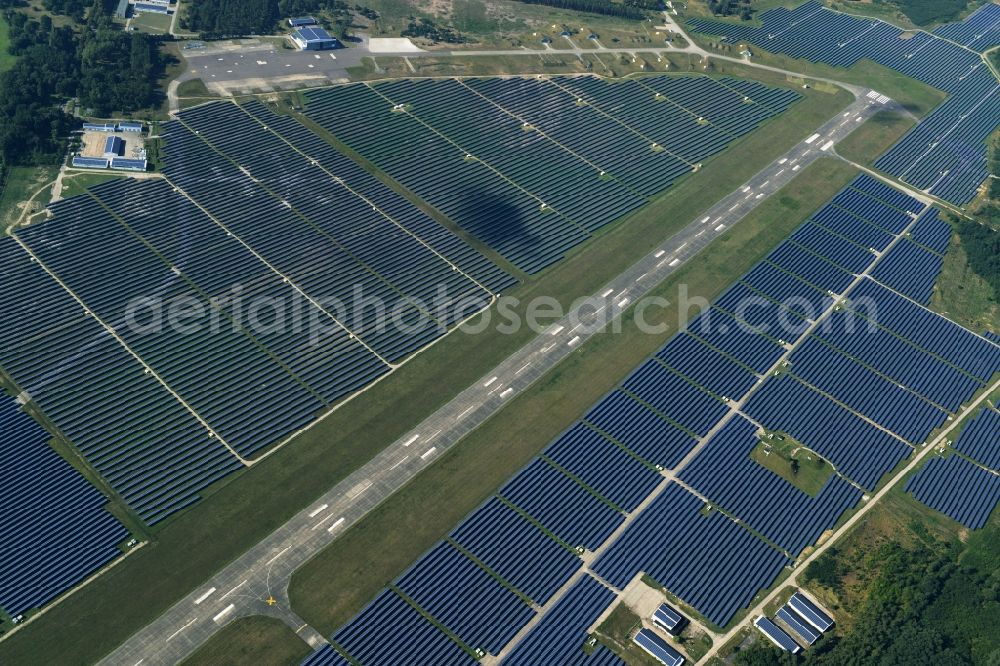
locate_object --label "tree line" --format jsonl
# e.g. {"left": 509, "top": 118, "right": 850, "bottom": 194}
{"left": 515, "top": 0, "right": 654, "bottom": 21}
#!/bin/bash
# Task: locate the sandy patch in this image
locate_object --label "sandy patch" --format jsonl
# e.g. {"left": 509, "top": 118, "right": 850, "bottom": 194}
{"left": 368, "top": 37, "right": 426, "bottom": 53}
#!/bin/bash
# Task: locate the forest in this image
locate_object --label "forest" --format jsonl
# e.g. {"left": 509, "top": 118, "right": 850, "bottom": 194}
{"left": 179, "top": 0, "right": 278, "bottom": 38}
{"left": 514, "top": 0, "right": 654, "bottom": 21}
{"left": 0, "top": 0, "right": 162, "bottom": 171}
{"left": 732, "top": 525, "right": 1000, "bottom": 665}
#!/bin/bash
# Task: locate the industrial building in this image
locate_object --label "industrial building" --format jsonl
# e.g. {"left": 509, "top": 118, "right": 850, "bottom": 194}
{"left": 787, "top": 592, "right": 834, "bottom": 632}
{"left": 291, "top": 26, "right": 340, "bottom": 50}
{"left": 754, "top": 617, "right": 801, "bottom": 654}
{"left": 288, "top": 16, "right": 317, "bottom": 27}
{"left": 83, "top": 122, "right": 117, "bottom": 132}
{"left": 134, "top": 2, "right": 170, "bottom": 13}
{"left": 633, "top": 628, "right": 684, "bottom": 666}
{"left": 652, "top": 603, "right": 687, "bottom": 636}
{"left": 103, "top": 136, "right": 125, "bottom": 157}
{"left": 72, "top": 156, "right": 110, "bottom": 169}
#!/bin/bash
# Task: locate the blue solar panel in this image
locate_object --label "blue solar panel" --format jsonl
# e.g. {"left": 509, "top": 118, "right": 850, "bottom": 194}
{"left": 869, "top": 239, "right": 943, "bottom": 304}
{"left": 743, "top": 374, "right": 913, "bottom": 490}
{"left": 847, "top": 279, "right": 1000, "bottom": 383}
{"left": 788, "top": 221, "right": 877, "bottom": 274}
{"left": 952, "top": 406, "right": 1000, "bottom": 472}
{"left": 908, "top": 209, "right": 952, "bottom": 254}
{"left": 686, "top": 306, "right": 787, "bottom": 374}
{"left": 395, "top": 542, "right": 534, "bottom": 654}
{"left": 543, "top": 423, "right": 661, "bottom": 512}
{"left": 584, "top": 390, "right": 699, "bottom": 469}
{"left": 905, "top": 455, "right": 1000, "bottom": 529}
{"left": 449, "top": 497, "right": 580, "bottom": 605}
{"left": 333, "top": 590, "right": 474, "bottom": 665}
{"left": 755, "top": 616, "right": 802, "bottom": 653}
{"left": 621, "top": 359, "right": 729, "bottom": 436}
{"left": 788, "top": 336, "right": 949, "bottom": 444}
{"left": 499, "top": 459, "right": 623, "bottom": 551}
{"left": 678, "top": 416, "right": 862, "bottom": 555}
{"left": 0, "top": 399, "right": 128, "bottom": 616}
{"left": 633, "top": 628, "right": 684, "bottom": 666}
{"left": 593, "top": 483, "right": 789, "bottom": 626}
{"left": 813, "top": 310, "right": 984, "bottom": 413}
{"left": 502, "top": 575, "right": 621, "bottom": 666}
{"left": 688, "top": 2, "right": 995, "bottom": 204}
{"left": 655, "top": 332, "right": 759, "bottom": 400}
{"left": 788, "top": 592, "right": 834, "bottom": 631}
{"left": 810, "top": 203, "right": 894, "bottom": 251}
{"left": 776, "top": 606, "right": 819, "bottom": 644}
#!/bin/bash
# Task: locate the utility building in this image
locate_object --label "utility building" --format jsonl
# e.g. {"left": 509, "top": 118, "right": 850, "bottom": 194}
{"left": 291, "top": 26, "right": 340, "bottom": 50}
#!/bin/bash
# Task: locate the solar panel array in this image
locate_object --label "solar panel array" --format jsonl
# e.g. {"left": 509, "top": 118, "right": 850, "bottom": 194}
{"left": 593, "top": 482, "right": 790, "bottom": 626}
{"left": 300, "top": 645, "right": 350, "bottom": 666}
{"left": 318, "top": 173, "right": 997, "bottom": 649}
{"left": 689, "top": 0, "right": 1000, "bottom": 204}
{"left": 678, "top": 415, "right": 862, "bottom": 555}
{"left": 502, "top": 575, "right": 624, "bottom": 666}
{"left": 952, "top": 405, "right": 1000, "bottom": 472}
{"left": 932, "top": 2, "right": 1000, "bottom": 53}
{"left": 0, "top": 101, "right": 515, "bottom": 525}
{"left": 303, "top": 75, "right": 799, "bottom": 272}
{"left": 905, "top": 454, "right": 1000, "bottom": 529}
{"left": 0, "top": 399, "right": 128, "bottom": 617}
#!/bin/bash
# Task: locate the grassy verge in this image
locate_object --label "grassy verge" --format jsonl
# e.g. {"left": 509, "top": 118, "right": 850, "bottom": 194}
{"left": 288, "top": 158, "right": 859, "bottom": 634}
{"left": 58, "top": 172, "right": 124, "bottom": 200}
{"left": 180, "top": 616, "right": 310, "bottom": 666}
{"left": 0, "top": 165, "right": 58, "bottom": 230}
{"left": 0, "top": 11, "right": 16, "bottom": 73}
{"left": 177, "top": 78, "right": 212, "bottom": 97}
{"left": 836, "top": 110, "right": 917, "bottom": 166}
{"left": 0, "top": 79, "right": 849, "bottom": 665}
{"left": 930, "top": 232, "right": 1000, "bottom": 334}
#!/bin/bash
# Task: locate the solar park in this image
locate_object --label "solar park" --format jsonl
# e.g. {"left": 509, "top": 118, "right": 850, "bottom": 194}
{"left": 0, "top": 74, "right": 805, "bottom": 623}
{"left": 299, "top": 175, "right": 1000, "bottom": 664}
{"left": 689, "top": 0, "right": 1000, "bottom": 205}
{"left": 302, "top": 75, "right": 800, "bottom": 273}
{"left": 1, "top": 64, "right": 998, "bottom": 657}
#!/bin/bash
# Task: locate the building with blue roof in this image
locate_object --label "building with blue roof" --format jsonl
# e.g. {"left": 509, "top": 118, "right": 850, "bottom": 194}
{"left": 754, "top": 617, "right": 801, "bottom": 654}
{"left": 72, "top": 156, "right": 109, "bottom": 169}
{"left": 134, "top": 2, "right": 170, "bottom": 13}
{"left": 788, "top": 592, "right": 834, "bottom": 632}
{"left": 291, "top": 26, "right": 340, "bottom": 50}
{"left": 776, "top": 606, "right": 820, "bottom": 645}
{"left": 110, "top": 157, "right": 148, "bottom": 172}
{"left": 118, "top": 121, "right": 144, "bottom": 133}
{"left": 634, "top": 628, "right": 684, "bottom": 666}
{"left": 83, "top": 122, "right": 116, "bottom": 132}
{"left": 652, "top": 603, "right": 686, "bottom": 636}
{"left": 103, "top": 136, "right": 124, "bottom": 157}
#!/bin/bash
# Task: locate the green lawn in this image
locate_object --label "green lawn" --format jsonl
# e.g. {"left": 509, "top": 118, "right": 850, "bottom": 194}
{"left": 177, "top": 78, "right": 212, "bottom": 97}
{"left": 180, "top": 616, "right": 310, "bottom": 666}
{"left": 0, "top": 75, "right": 851, "bottom": 665}
{"left": 58, "top": 173, "right": 124, "bottom": 200}
{"left": 288, "top": 158, "right": 860, "bottom": 635}
{"left": 836, "top": 110, "right": 917, "bottom": 166}
{"left": 130, "top": 10, "right": 172, "bottom": 34}
{"left": 750, "top": 434, "right": 835, "bottom": 497}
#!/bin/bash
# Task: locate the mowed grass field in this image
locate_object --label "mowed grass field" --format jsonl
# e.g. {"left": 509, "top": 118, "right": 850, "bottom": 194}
{"left": 181, "top": 616, "right": 310, "bottom": 666}
{"left": 288, "top": 157, "right": 860, "bottom": 635}
{"left": 0, "top": 75, "right": 851, "bottom": 665}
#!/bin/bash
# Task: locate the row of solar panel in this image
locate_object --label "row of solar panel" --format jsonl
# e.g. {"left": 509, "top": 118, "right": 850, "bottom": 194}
{"left": 0, "top": 103, "right": 516, "bottom": 524}
{"left": 688, "top": 1, "right": 997, "bottom": 204}
{"left": 0, "top": 400, "right": 128, "bottom": 617}
{"left": 932, "top": 2, "right": 1000, "bottom": 52}
{"left": 303, "top": 75, "right": 798, "bottom": 272}
{"left": 905, "top": 455, "right": 1000, "bottom": 529}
